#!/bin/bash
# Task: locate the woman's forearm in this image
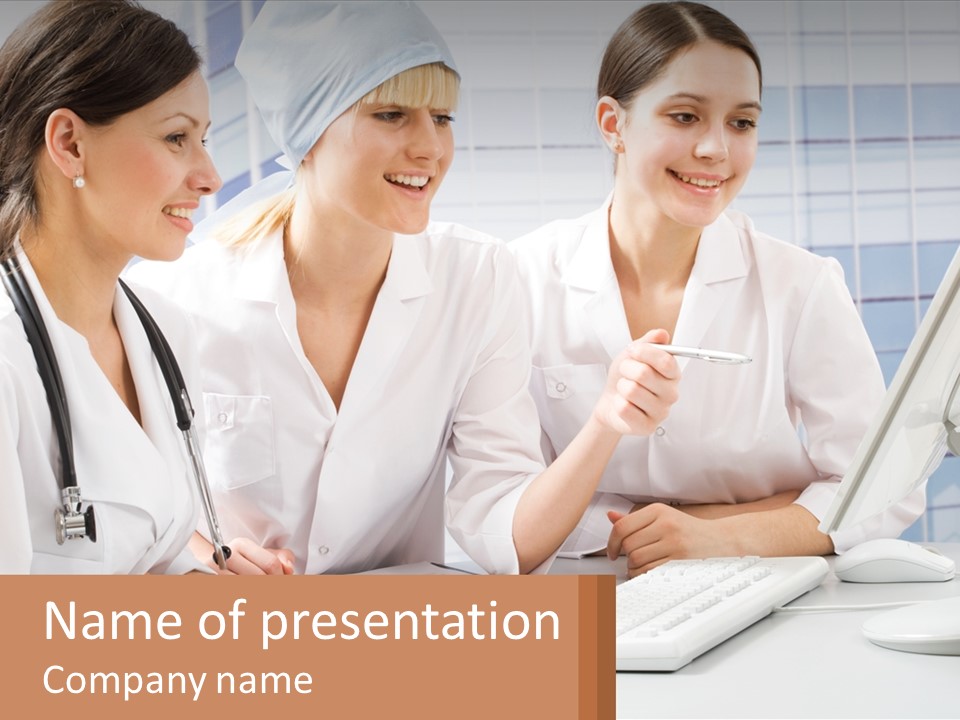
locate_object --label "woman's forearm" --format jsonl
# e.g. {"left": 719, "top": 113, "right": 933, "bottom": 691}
{"left": 512, "top": 415, "right": 622, "bottom": 573}
{"left": 717, "top": 503, "right": 834, "bottom": 557}
{"left": 668, "top": 489, "right": 802, "bottom": 520}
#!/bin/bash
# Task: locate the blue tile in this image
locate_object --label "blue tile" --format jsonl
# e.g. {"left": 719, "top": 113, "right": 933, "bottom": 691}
{"left": 814, "top": 246, "right": 855, "bottom": 289}
{"left": 913, "top": 139, "right": 960, "bottom": 191}
{"left": 757, "top": 87, "right": 790, "bottom": 145}
{"left": 855, "top": 141, "right": 909, "bottom": 192}
{"left": 912, "top": 84, "right": 960, "bottom": 139}
{"left": 854, "top": 85, "right": 908, "bottom": 140}
{"left": 876, "top": 350, "right": 905, "bottom": 387}
{"left": 857, "top": 191, "right": 911, "bottom": 245}
{"left": 797, "top": 192, "right": 853, "bottom": 248}
{"left": 859, "top": 243, "right": 914, "bottom": 299}
{"left": 918, "top": 241, "right": 960, "bottom": 296}
{"left": 861, "top": 299, "right": 918, "bottom": 351}
{"left": 915, "top": 189, "right": 960, "bottom": 242}
{"left": 796, "top": 86, "right": 850, "bottom": 142}
{"left": 797, "top": 144, "right": 852, "bottom": 195}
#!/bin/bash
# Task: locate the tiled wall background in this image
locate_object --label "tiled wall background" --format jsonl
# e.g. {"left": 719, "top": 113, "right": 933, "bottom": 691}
{"left": 2, "top": 1, "right": 957, "bottom": 544}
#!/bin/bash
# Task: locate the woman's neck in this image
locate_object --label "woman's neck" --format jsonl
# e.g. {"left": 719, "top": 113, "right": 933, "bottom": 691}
{"left": 284, "top": 195, "right": 394, "bottom": 308}
{"left": 18, "top": 220, "right": 125, "bottom": 342}
{"left": 607, "top": 194, "right": 701, "bottom": 294}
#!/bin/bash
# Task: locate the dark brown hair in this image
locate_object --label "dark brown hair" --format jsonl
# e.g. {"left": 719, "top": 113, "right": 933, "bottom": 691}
{"left": 0, "top": 0, "right": 201, "bottom": 261}
{"left": 598, "top": 1, "right": 762, "bottom": 106}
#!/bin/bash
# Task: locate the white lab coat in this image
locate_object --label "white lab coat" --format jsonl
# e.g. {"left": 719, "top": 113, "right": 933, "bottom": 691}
{"left": 0, "top": 253, "right": 208, "bottom": 574}
{"left": 511, "top": 204, "right": 926, "bottom": 555}
{"left": 127, "top": 224, "right": 546, "bottom": 575}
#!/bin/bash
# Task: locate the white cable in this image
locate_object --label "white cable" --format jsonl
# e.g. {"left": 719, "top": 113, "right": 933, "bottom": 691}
{"left": 772, "top": 600, "right": 919, "bottom": 614}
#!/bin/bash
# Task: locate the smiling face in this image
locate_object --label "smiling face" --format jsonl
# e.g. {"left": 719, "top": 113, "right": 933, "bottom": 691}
{"left": 606, "top": 40, "right": 761, "bottom": 233}
{"left": 298, "top": 100, "right": 455, "bottom": 238}
{"left": 78, "top": 71, "right": 221, "bottom": 261}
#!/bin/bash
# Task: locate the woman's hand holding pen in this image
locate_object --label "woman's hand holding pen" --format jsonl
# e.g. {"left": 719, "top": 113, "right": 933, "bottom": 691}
{"left": 592, "top": 329, "right": 681, "bottom": 436}
{"left": 189, "top": 532, "right": 296, "bottom": 575}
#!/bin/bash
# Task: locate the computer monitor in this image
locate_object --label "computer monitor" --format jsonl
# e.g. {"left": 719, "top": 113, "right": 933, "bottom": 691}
{"left": 820, "top": 246, "right": 960, "bottom": 536}
{"left": 819, "top": 245, "right": 960, "bottom": 657}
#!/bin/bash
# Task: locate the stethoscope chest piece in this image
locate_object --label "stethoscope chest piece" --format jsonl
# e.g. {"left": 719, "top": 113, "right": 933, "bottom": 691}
{"left": 55, "top": 486, "right": 97, "bottom": 544}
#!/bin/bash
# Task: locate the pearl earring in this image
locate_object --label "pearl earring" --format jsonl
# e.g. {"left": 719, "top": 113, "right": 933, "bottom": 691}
{"left": 72, "top": 173, "right": 85, "bottom": 189}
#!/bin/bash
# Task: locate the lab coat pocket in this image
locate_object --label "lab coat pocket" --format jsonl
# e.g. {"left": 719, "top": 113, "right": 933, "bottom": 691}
{"left": 202, "top": 393, "right": 276, "bottom": 489}
{"left": 31, "top": 551, "right": 106, "bottom": 574}
{"left": 530, "top": 363, "right": 608, "bottom": 452}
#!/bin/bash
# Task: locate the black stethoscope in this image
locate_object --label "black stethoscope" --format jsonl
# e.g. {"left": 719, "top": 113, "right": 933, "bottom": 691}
{"left": 1, "top": 254, "right": 231, "bottom": 570}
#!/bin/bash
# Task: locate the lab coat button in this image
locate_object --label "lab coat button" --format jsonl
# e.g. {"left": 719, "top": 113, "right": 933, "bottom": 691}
{"left": 656, "top": 426, "right": 666, "bottom": 437}
{"left": 555, "top": 382, "right": 566, "bottom": 393}
{"left": 217, "top": 412, "right": 228, "bottom": 425}
{"left": 318, "top": 546, "right": 330, "bottom": 555}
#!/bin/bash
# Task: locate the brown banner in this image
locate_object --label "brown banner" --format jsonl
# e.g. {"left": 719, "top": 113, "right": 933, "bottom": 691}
{"left": 0, "top": 574, "right": 613, "bottom": 719}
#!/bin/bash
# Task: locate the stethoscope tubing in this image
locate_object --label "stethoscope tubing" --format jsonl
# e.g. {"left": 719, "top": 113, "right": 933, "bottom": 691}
{"left": 119, "top": 279, "right": 232, "bottom": 569}
{"left": 1, "top": 256, "right": 77, "bottom": 488}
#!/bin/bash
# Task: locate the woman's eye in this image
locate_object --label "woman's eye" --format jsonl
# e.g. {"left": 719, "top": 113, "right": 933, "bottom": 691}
{"left": 375, "top": 111, "right": 404, "bottom": 122}
{"left": 433, "top": 114, "right": 455, "bottom": 127}
{"left": 670, "top": 113, "right": 698, "bottom": 125}
{"left": 731, "top": 117, "right": 758, "bottom": 131}
{"left": 166, "top": 132, "right": 187, "bottom": 147}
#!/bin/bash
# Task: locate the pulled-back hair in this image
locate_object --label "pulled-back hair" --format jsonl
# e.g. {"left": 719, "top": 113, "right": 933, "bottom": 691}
{"left": 0, "top": 0, "right": 201, "bottom": 261}
{"left": 598, "top": 1, "right": 762, "bottom": 107}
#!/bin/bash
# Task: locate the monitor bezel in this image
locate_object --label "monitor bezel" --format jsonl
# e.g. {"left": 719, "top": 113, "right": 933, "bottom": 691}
{"left": 819, "top": 246, "right": 960, "bottom": 534}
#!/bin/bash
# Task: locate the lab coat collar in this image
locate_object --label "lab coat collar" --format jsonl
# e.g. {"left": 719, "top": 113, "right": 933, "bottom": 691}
{"left": 562, "top": 199, "right": 747, "bottom": 291}
{"left": 234, "top": 230, "right": 290, "bottom": 305}
{"left": 560, "top": 202, "right": 748, "bottom": 363}
{"left": 387, "top": 233, "right": 434, "bottom": 300}
{"left": 561, "top": 205, "right": 615, "bottom": 293}
{"left": 232, "top": 229, "right": 434, "bottom": 304}
{"left": 690, "top": 212, "right": 748, "bottom": 286}
{"left": 672, "top": 212, "right": 749, "bottom": 365}
{"left": 560, "top": 203, "right": 630, "bottom": 360}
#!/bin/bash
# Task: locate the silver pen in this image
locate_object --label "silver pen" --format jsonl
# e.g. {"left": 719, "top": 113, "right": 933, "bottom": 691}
{"left": 648, "top": 343, "right": 752, "bottom": 365}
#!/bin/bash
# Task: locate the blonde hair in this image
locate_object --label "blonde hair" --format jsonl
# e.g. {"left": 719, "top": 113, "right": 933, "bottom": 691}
{"left": 360, "top": 61, "right": 458, "bottom": 111}
{"left": 217, "top": 62, "right": 458, "bottom": 248}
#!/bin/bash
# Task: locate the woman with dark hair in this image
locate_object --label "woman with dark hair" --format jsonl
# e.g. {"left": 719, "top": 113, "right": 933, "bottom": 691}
{"left": 513, "top": 1, "right": 924, "bottom": 577}
{"left": 0, "top": 0, "right": 222, "bottom": 573}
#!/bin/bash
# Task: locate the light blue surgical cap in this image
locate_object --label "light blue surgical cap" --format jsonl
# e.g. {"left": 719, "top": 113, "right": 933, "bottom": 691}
{"left": 236, "top": 0, "right": 458, "bottom": 169}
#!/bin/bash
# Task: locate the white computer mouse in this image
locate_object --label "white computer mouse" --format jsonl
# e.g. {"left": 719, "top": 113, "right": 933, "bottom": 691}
{"left": 834, "top": 538, "right": 956, "bottom": 583}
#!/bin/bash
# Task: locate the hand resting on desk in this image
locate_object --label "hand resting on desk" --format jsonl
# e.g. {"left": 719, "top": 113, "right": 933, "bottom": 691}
{"left": 606, "top": 491, "right": 833, "bottom": 578}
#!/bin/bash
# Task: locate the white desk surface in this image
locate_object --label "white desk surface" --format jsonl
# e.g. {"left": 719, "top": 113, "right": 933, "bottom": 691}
{"left": 548, "top": 544, "right": 960, "bottom": 720}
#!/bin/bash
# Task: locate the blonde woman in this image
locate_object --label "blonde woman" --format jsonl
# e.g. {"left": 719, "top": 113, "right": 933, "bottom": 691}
{"left": 131, "top": 1, "right": 681, "bottom": 575}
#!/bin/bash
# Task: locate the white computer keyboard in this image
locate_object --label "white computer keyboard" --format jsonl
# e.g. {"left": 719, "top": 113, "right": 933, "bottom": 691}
{"left": 617, "top": 555, "right": 829, "bottom": 671}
